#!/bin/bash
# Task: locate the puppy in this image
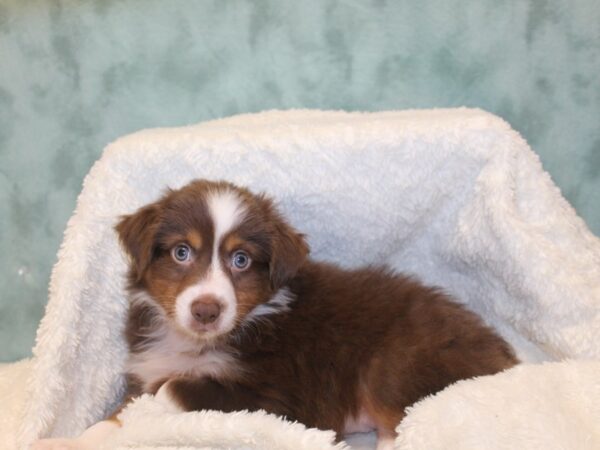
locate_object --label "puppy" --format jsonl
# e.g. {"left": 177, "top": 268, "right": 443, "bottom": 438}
{"left": 32, "top": 179, "right": 518, "bottom": 450}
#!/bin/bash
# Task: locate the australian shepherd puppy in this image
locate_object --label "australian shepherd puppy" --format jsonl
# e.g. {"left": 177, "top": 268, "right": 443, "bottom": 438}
{"left": 32, "top": 179, "right": 518, "bottom": 450}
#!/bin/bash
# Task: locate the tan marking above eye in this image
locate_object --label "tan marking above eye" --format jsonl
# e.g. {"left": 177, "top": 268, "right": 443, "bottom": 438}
{"left": 186, "top": 231, "right": 203, "bottom": 250}
{"left": 223, "top": 235, "right": 246, "bottom": 254}
{"left": 222, "top": 234, "right": 264, "bottom": 259}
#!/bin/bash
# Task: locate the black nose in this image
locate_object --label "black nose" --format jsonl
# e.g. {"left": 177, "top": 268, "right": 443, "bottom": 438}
{"left": 191, "top": 297, "right": 221, "bottom": 324}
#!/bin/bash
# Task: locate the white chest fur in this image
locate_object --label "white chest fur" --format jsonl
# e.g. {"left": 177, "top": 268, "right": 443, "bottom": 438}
{"left": 126, "top": 324, "right": 237, "bottom": 392}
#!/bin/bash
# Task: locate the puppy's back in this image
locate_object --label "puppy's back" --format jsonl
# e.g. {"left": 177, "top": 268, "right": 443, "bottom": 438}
{"left": 268, "top": 262, "right": 518, "bottom": 431}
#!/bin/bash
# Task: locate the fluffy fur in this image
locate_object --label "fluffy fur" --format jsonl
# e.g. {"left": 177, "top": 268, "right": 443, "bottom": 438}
{"left": 112, "top": 180, "right": 518, "bottom": 448}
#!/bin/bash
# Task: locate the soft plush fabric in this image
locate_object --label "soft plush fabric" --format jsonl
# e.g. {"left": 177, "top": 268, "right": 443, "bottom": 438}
{"left": 396, "top": 360, "right": 600, "bottom": 449}
{"left": 2, "top": 109, "right": 599, "bottom": 449}
{"left": 0, "top": 359, "right": 31, "bottom": 449}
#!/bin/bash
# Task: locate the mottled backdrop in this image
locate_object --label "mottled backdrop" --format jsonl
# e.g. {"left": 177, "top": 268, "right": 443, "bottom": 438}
{"left": 0, "top": 0, "right": 598, "bottom": 361}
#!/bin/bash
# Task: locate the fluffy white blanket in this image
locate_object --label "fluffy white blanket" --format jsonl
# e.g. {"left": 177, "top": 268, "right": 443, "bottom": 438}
{"left": 2, "top": 109, "right": 599, "bottom": 449}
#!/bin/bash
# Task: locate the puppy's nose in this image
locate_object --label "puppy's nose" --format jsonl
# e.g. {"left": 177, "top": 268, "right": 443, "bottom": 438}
{"left": 191, "top": 297, "right": 221, "bottom": 324}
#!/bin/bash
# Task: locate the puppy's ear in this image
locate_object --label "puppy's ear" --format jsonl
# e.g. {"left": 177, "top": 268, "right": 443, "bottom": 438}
{"left": 115, "top": 204, "right": 161, "bottom": 282}
{"left": 270, "top": 219, "right": 309, "bottom": 290}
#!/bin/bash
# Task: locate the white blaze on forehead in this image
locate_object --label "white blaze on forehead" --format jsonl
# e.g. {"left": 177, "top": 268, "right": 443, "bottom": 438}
{"left": 175, "top": 188, "right": 246, "bottom": 336}
{"left": 207, "top": 188, "right": 246, "bottom": 251}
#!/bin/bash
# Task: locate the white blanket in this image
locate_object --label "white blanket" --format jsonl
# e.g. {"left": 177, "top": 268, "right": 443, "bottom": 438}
{"left": 3, "top": 109, "right": 599, "bottom": 449}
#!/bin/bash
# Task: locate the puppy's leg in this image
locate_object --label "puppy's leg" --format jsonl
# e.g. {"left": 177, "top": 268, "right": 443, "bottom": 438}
{"left": 375, "top": 429, "right": 397, "bottom": 450}
{"left": 29, "top": 397, "right": 133, "bottom": 450}
{"left": 163, "top": 377, "right": 264, "bottom": 413}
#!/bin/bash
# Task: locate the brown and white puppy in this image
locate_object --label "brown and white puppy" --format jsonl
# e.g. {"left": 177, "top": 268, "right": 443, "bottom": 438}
{"left": 32, "top": 179, "right": 518, "bottom": 450}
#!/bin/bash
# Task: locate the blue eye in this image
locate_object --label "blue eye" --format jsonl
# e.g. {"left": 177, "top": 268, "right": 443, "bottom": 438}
{"left": 231, "top": 250, "right": 251, "bottom": 271}
{"left": 172, "top": 244, "right": 192, "bottom": 263}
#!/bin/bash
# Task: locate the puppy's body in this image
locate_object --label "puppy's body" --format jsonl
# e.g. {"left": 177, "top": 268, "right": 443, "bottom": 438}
{"left": 32, "top": 180, "right": 518, "bottom": 450}
{"left": 126, "top": 261, "right": 516, "bottom": 439}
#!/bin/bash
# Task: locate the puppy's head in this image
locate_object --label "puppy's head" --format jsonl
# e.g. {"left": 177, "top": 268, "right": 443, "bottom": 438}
{"left": 115, "top": 180, "right": 308, "bottom": 340}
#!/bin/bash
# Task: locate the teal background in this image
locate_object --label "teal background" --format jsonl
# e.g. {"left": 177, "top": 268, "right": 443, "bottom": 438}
{"left": 1, "top": 0, "right": 599, "bottom": 362}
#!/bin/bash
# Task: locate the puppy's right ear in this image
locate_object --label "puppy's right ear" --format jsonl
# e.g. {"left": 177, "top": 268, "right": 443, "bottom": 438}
{"left": 269, "top": 220, "right": 309, "bottom": 290}
{"left": 115, "top": 204, "right": 161, "bottom": 282}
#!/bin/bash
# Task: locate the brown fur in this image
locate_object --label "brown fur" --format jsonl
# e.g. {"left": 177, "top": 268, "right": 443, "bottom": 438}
{"left": 115, "top": 179, "right": 518, "bottom": 441}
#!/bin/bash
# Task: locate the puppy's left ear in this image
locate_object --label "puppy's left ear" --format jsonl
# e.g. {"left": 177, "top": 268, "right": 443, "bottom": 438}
{"left": 115, "top": 204, "right": 161, "bottom": 282}
{"left": 270, "top": 220, "right": 309, "bottom": 290}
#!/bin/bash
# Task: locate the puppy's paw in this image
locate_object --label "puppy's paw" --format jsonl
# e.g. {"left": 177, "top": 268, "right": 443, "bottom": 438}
{"left": 30, "top": 438, "right": 89, "bottom": 450}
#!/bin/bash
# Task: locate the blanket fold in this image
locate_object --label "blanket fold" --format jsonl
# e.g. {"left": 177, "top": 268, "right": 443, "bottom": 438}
{"left": 2, "top": 109, "right": 598, "bottom": 449}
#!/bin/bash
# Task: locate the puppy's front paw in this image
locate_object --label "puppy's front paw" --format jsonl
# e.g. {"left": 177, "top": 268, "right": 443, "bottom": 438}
{"left": 30, "top": 438, "right": 88, "bottom": 450}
